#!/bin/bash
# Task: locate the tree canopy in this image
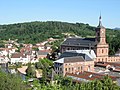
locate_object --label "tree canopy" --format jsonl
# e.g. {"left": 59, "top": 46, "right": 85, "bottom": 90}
{"left": 0, "top": 70, "right": 26, "bottom": 90}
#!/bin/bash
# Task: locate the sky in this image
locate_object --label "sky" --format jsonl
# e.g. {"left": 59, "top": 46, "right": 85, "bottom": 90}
{"left": 0, "top": 0, "right": 120, "bottom": 28}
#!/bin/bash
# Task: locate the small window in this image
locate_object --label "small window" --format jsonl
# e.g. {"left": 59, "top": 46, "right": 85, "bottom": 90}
{"left": 68, "top": 48, "right": 70, "bottom": 50}
{"left": 69, "top": 68, "right": 70, "bottom": 71}
{"left": 102, "top": 49, "right": 104, "bottom": 53}
{"left": 65, "top": 68, "right": 67, "bottom": 71}
{"left": 102, "top": 58, "right": 104, "bottom": 62}
{"left": 72, "top": 68, "right": 74, "bottom": 71}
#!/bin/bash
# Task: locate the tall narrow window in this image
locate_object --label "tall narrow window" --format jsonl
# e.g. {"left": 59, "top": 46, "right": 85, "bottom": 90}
{"left": 102, "top": 49, "right": 104, "bottom": 53}
{"left": 65, "top": 68, "right": 67, "bottom": 71}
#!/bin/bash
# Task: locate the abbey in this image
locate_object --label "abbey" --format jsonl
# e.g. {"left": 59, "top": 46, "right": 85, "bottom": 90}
{"left": 60, "top": 16, "right": 120, "bottom": 62}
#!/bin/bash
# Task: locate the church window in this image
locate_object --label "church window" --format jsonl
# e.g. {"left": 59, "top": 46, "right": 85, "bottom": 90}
{"left": 106, "top": 58, "right": 107, "bottom": 62}
{"left": 102, "top": 58, "right": 104, "bottom": 62}
{"left": 81, "top": 66, "right": 83, "bottom": 71}
{"left": 98, "top": 59, "right": 100, "bottom": 61}
{"left": 102, "top": 49, "right": 104, "bottom": 53}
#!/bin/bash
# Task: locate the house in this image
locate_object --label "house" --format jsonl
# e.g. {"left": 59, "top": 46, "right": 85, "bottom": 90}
{"left": 10, "top": 53, "right": 30, "bottom": 64}
{"left": 0, "top": 55, "right": 9, "bottom": 63}
{"left": 37, "top": 50, "right": 51, "bottom": 59}
{"left": 36, "top": 44, "right": 52, "bottom": 51}
{"left": 0, "top": 48, "right": 16, "bottom": 56}
{"left": 54, "top": 50, "right": 95, "bottom": 76}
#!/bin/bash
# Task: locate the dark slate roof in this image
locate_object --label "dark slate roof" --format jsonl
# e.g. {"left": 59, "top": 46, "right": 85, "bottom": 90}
{"left": 59, "top": 51, "right": 92, "bottom": 61}
{"left": 59, "top": 52, "right": 85, "bottom": 59}
{"left": 61, "top": 38, "right": 96, "bottom": 47}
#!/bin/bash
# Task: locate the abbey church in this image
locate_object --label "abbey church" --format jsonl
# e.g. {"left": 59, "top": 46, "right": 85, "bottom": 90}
{"left": 60, "top": 16, "right": 120, "bottom": 62}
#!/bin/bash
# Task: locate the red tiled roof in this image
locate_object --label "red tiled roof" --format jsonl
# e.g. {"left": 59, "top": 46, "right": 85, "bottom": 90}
{"left": 11, "top": 53, "right": 26, "bottom": 58}
{"left": 95, "top": 62, "right": 110, "bottom": 68}
{"left": 66, "top": 71, "right": 118, "bottom": 81}
{"left": 0, "top": 48, "right": 16, "bottom": 52}
{"left": 106, "top": 62, "right": 120, "bottom": 66}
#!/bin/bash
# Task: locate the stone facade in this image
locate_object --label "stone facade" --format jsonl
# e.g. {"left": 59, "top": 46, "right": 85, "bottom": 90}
{"left": 63, "top": 61, "right": 94, "bottom": 76}
{"left": 54, "top": 58, "right": 94, "bottom": 76}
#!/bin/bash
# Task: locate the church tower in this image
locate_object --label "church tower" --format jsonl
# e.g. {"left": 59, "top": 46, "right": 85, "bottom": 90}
{"left": 95, "top": 16, "right": 109, "bottom": 62}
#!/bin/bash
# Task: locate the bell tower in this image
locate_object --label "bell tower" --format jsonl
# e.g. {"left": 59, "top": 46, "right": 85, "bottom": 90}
{"left": 95, "top": 15, "right": 106, "bottom": 44}
{"left": 95, "top": 16, "right": 109, "bottom": 59}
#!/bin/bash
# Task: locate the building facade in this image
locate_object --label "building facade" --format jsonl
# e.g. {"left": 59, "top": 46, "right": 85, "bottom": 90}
{"left": 54, "top": 50, "right": 95, "bottom": 76}
{"left": 60, "top": 16, "right": 120, "bottom": 63}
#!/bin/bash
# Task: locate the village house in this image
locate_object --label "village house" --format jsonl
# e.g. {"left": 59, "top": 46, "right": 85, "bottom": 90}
{"left": 0, "top": 55, "right": 9, "bottom": 63}
{"left": 10, "top": 53, "right": 30, "bottom": 64}
{"left": 37, "top": 50, "right": 51, "bottom": 59}
{"left": 54, "top": 50, "right": 95, "bottom": 76}
{"left": 0, "top": 48, "right": 16, "bottom": 56}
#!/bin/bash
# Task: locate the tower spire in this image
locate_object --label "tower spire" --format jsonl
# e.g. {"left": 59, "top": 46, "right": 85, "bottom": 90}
{"left": 98, "top": 13, "right": 104, "bottom": 28}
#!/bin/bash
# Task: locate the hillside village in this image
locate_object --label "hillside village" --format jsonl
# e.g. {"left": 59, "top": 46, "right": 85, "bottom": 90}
{"left": 0, "top": 16, "right": 120, "bottom": 89}
{"left": 0, "top": 38, "right": 57, "bottom": 64}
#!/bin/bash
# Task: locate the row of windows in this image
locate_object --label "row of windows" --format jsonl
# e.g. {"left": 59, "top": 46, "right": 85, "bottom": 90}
{"left": 55, "top": 67, "right": 62, "bottom": 71}
{"left": 65, "top": 63, "right": 84, "bottom": 66}
{"left": 98, "top": 49, "right": 108, "bottom": 54}
{"left": 65, "top": 67, "right": 83, "bottom": 72}
{"left": 98, "top": 58, "right": 120, "bottom": 62}
{"left": 62, "top": 47, "right": 89, "bottom": 51}
{"left": 56, "top": 71, "right": 63, "bottom": 75}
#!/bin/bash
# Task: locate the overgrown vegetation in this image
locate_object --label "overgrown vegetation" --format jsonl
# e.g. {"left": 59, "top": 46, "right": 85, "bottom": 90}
{"left": 0, "top": 70, "right": 27, "bottom": 90}
{"left": 30, "top": 75, "right": 120, "bottom": 90}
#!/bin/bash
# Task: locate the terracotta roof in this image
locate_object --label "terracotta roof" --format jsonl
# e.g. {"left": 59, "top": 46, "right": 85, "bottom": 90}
{"left": 64, "top": 56, "right": 85, "bottom": 63}
{"left": 0, "top": 48, "right": 15, "bottom": 52}
{"left": 106, "top": 62, "right": 120, "bottom": 67}
{"left": 113, "top": 68, "right": 120, "bottom": 72}
{"left": 11, "top": 53, "right": 26, "bottom": 58}
{"left": 95, "top": 62, "right": 110, "bottom": 68}
{"left": 66, "top": 71, "right": 118, "bottom": 82}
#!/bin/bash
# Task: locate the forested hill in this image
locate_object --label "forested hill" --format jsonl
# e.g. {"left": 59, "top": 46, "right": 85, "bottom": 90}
{"left": 0, "top": 21, "right": 96, "bottom": 43}
{"left": 0, "top": 21, "right": 120, "bottom": 55}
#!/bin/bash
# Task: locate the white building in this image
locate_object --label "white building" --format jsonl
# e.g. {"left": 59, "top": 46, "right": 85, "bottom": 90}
{"left": 10, "top": 53, "right": 30, "bottom": 64}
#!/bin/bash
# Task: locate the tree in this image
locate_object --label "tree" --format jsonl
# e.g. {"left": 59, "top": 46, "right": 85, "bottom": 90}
{"left": 26, "top": 63, "right": 36, "bottom": 78}
{"left": 0, "top": 70, "right": 26, "bottom": 90}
